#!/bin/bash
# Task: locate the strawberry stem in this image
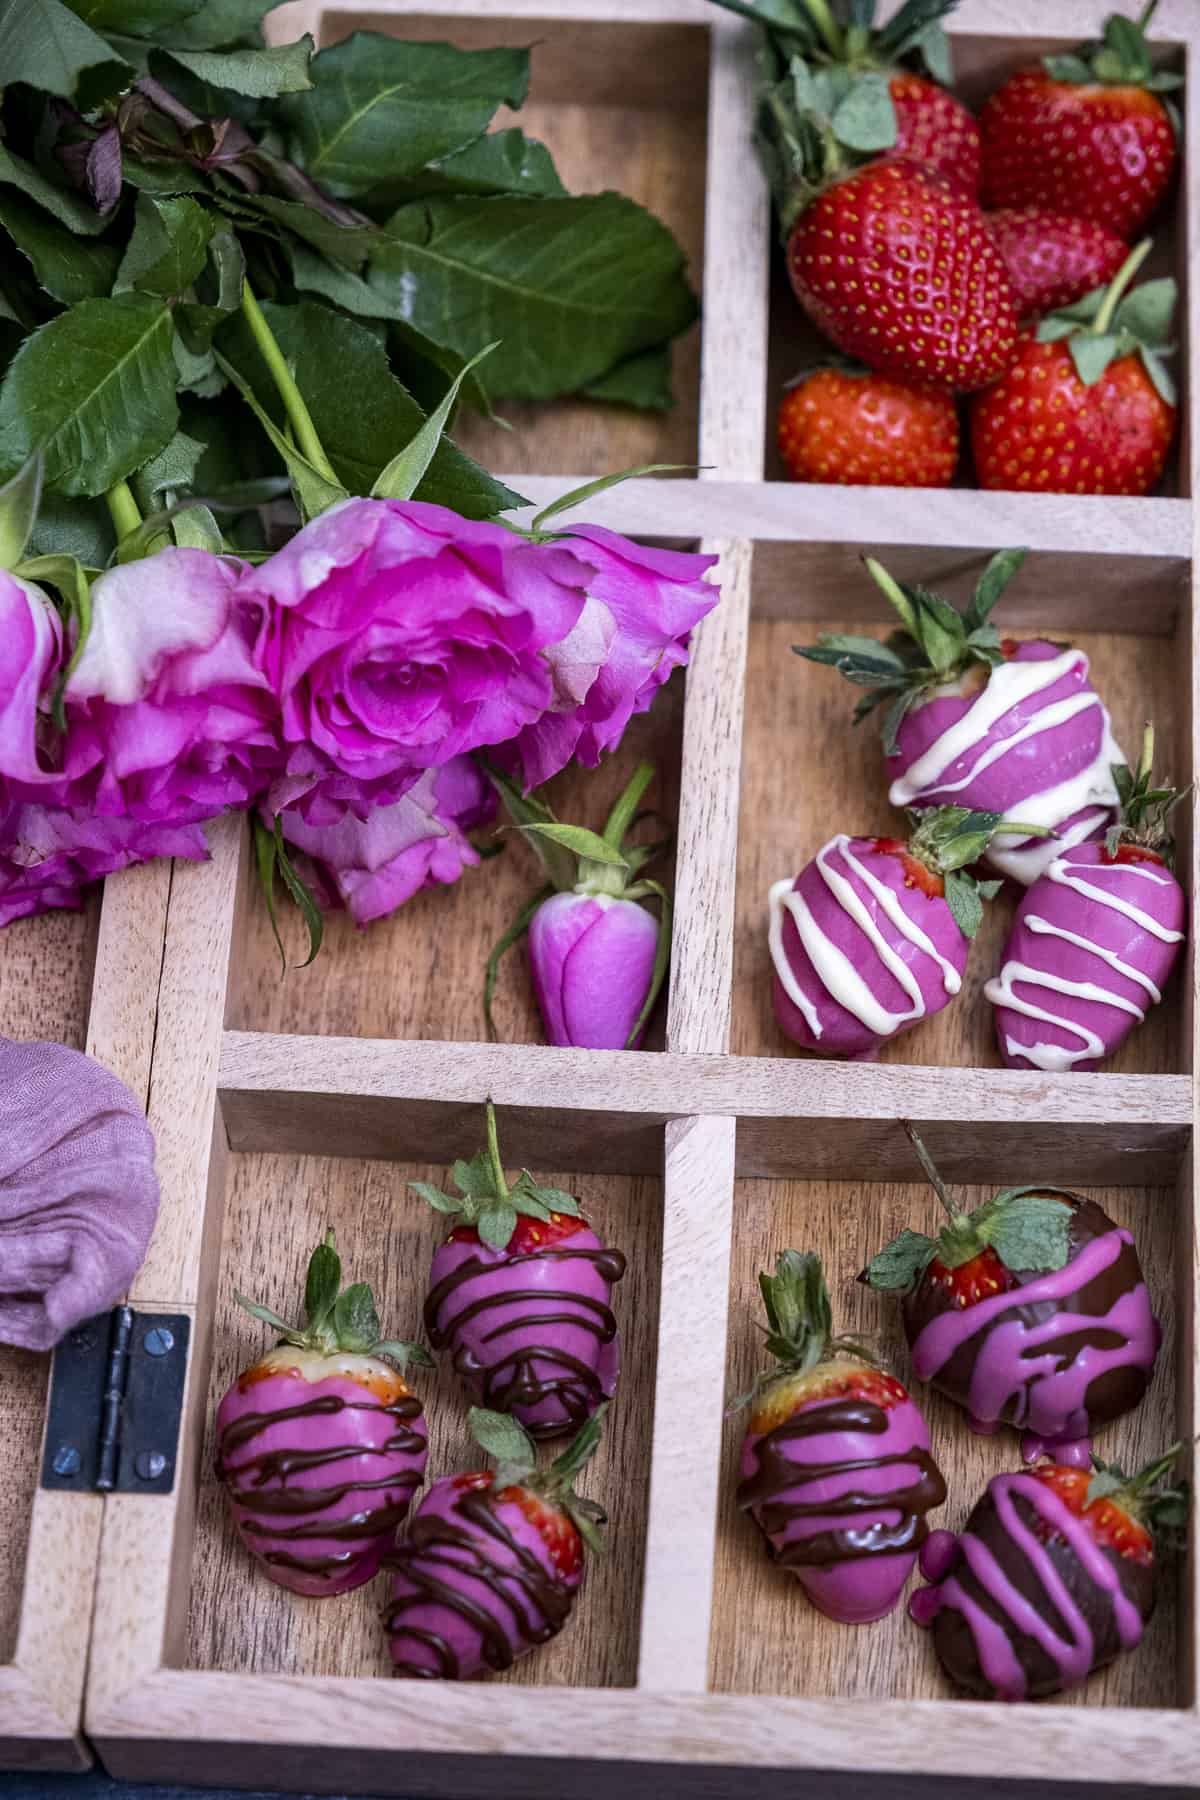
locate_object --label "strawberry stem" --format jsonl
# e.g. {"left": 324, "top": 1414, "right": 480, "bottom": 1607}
{"left": 1138, "top": 0, "right": 1159, "bottom": 29}
{"left": 1092, "top": 239, "right": 1152, "bottom": 337}
{"left": 803, "top": 0, "right": 846, "bottom": 58}
{"left": 900, "top": 1120, "right": 958, "bottom": 1222}
{"left": 484, "top": 1100, "right": 509, "bottom": 1203}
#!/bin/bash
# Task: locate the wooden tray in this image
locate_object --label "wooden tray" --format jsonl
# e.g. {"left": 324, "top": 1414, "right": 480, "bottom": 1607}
{"left": 2, "top": 0, "right": 1198, "bottom": 1788}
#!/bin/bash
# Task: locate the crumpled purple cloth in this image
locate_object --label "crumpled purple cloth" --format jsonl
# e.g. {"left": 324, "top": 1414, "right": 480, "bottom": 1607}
{"left": 0, "top": 1037, "right": 159, "bottom": 1350}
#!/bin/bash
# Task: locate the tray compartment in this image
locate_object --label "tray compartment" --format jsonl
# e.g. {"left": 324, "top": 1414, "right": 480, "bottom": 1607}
{"left": 710, "top": 1162, "right": 1188, "bottom": 1706}
{"left": 733, "top": 541, "right": 1194, "bottom": 1073}
{"left": 186, "top": 1148, "right": 662, "bottom": 1686}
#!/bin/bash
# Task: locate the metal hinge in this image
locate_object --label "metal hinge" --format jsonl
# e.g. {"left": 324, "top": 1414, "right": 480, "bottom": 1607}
{"left": 40, "top": 1306, "right": 191, "bottom": 1495}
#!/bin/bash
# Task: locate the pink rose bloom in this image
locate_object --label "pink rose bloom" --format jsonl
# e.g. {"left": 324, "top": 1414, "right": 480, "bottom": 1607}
{"left": 0, "top": 571, "right": 65, "bottom": 789}
{"left": 277, "top": 755, "right": 496, "bottom": 927}
{"left": 61, "top": 548, "right": 281, "bottom": 824}
{"left": 0, "top": 798, "right": 207, "bottom": 928}
{"left": 243, "top": 498, "right": 589, "bottom": 786}
{"left": 507, "top": 530, "right": 719, "bottom": 789}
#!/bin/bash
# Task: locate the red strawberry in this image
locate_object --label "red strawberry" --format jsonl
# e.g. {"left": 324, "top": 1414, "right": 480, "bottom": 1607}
{"left": 971, "top": 241, "right": 1177, "bottom": 495}
{"left": 923, "top": 1243, "right": 1015, "bottom": 1309}
{"left": 867, "top": 837, "right": 945, "bottom": 900}
{"left": 502, "top": 1481, "right": 585, "bottom": 1577}
{"left": 448, "top": 1209, "right": 585, "bottom": 1257}
{"left": 978, "top": 7, "right": 1180, "bottom": 239}
{"left": 887, "top": 70, "right": 981, "bottom": 193}
{"left": 1029, "top": 1463, "right": 1154, "bottom": 1565}
{"left": 787, "top": 160, "right": 1017, "bottom": 391}
{"left": 777, "top": 367, "right": 958, "bottom": 487}
{"left": 986, "top": 207, "right": 1127, "bottom": 317}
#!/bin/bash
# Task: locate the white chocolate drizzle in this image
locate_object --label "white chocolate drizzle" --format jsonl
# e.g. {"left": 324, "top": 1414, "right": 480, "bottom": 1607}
{"left": 768, "top": 836, "right": 961, "bottom": 1043}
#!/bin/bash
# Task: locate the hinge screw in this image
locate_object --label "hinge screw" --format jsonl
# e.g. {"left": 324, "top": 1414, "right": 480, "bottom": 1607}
{"left": 135, "top": 1451, "right": 167, "bottom": 1481}
{"left": 52, "top": 1445, "right": 82, "bottom": 1477}
{"left": 143, "top": 1326, "right": 175, "bottom": 1357}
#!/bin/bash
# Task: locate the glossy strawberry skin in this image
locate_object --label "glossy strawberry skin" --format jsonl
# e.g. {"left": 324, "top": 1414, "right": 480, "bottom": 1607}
{"left": 1110, "top": 843, "right": 1166, "bottom": 868}
{"left": 448, "top": 1210, "right": 586, "bottom": 1257}
{"left": 777, "top": 370, "right": 958, "bottom": 487}
{"left": 787, "top": 160, "right": 1019, "bottom": 392}
{"left": 868, "top": 838, "right": 944, "bottom": 899}
{"left": 979, "top": 70, "right": 1177, "bottom": 240}
{"left": 971, "top": 332, "right": 1176, "bottom": 495}
{"left": 889, "top": 73, "right": 982, "bottom": 193}
{"left": 986, "top": 207, "right": 1127, "bottom": 318}
{"left": 1029, "top": 1463, "right": 1154, "bottom": 1566}
{"left": 450, "top": 1469, "right": 584, "bottom": 1577}
{"left": 924, "top": 1245, "right": 1016, "bottom": 1310}
{"left": 751, "top": 1357, "right": 909, "bottom": 1437}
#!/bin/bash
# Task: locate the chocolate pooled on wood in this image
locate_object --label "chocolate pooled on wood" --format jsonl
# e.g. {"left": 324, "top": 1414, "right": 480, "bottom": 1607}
{"left": 413, "top": 1102, "right": 625, "bottom": 1439}
{"left": 864, "top": 1123, "right": 1161, "bottom": 1466}
{"left": 214, "top": 1229, "right": 432, "bottom": 1597}
{"left": 911, "top": 1447, "right": 1189, "bottom": 1700}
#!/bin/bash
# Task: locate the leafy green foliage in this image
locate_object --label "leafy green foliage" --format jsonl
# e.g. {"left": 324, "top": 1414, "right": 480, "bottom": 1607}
{"left": 409, "top": 1103, "right": 582, "bottom": 1252}
{"left": 758, "top": 1248, "right": 833, "bottom": 1370}
{"left": 0, "top": 455, "right": 43, "bottom": 571}
{"left": 0, "top": 294, "right": 178, "bottom": 496}
{"left": 0, "top": 191, "right": 120, "bottom": 304}
{"left": 584, "top": 345, "right": 675, "bottom": 411}
{"left": 0, "top": 0, "right": 129, "bottom": 102}
{"left": 237, "top": 1224, "right": 431, "bottom": 1365}
{"left": 164, "top": 37, "right": 314, "bottom": 98}
{"left": 864, "top": 1227, "right": 937, "bottom": 1292}
{"left": 116, "top": 193, "right": 214, "bottom": 296}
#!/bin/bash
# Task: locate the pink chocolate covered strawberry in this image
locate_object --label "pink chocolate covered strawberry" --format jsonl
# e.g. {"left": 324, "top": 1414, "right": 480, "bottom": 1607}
{"left": 384, "top": 1404, "right": 605, "bottom": 1679}
{"left": 769, "top": 805, "right": 1035, "bottom": 1060}
{"left": 415, "top": 1103, "right": 626, "bottom": 1439}
{"left": 987, "top": 724, "right": 1187, "bottom": 1071}
{"left": 215, "top": 1231, "right": 432, "bottom": 1597}
{"left": 737, "top": 1251, "right": 945, "bottom": 1624}
{"left": 865, "top": 1124, "right": 1161, "bottom": 1466}
{"left": 796, "top": 550, "right": 1124, "bottom": 884}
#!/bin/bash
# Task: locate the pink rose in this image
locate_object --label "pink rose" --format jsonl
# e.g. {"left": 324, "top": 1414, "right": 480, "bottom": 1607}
{"left": 62, "top": 547, "right": 282, "bottom": 824}
{"left": 507, "top": 530, "right": 719, "bottom": 789}
{"left": 277, "top": 755, "right": 496, "bottom": 927}
{"left": 0, "top": 572, "right": 64, "bottom": 788}
{"left": 242, "top": 498, "right": 589, "bottom": 786}
{"left": 0, "top": 798, "right": 208, "bottom": 928}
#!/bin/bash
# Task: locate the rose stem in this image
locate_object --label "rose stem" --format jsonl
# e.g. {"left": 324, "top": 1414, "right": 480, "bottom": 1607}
{"left": 105, "top": 480, "right": 141, "bottom": 541}
{"left": 239, "top": 278, "right": 340, "bottom": 487}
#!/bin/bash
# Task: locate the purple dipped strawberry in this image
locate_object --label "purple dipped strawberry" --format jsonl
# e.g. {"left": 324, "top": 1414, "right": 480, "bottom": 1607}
{"left": 864, "top": 1123, "right": 1161, "bottom": 1466}
{"left": 737, "top": 1251, "right": 945, "bottom": 1624}
{"left": 911, "top": 1446, "right": 1189, "bottom": 1700}
{"left": 769, "top": 805, "right": 1040, "bottom": 1060}
{"left": 414, "top": 1103, "right": 626, "bottom": 1439}
{"left": 484, "top": 760, "right": 671, "bottom": 1050}
{"left": 215, "top": 1231, "right": 432, "bottom": 1597}
{"left": 987, "top": 725, "right": 1187, "bottom": 1071}
{"left": 384, "top": 1403, "right": 606, "bottom": 1679}
{"left": 795, "top": 551, "right": 1124, "bottom": 884}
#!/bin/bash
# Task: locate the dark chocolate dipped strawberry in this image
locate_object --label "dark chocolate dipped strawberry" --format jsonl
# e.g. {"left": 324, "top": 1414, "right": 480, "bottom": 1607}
{"left": 413, "top": 1102, "right": 626, "bottom": 1440}
{"left": 736, "top": 1251, "right": 946, "bottom": 1624}
{"left": 911, "top": 1446, "right": 1189, "bottom": 1700}
{"left": 383, "top": 1404, "right": 606, "bottom": 1680}
{"left": 215, "top": 1230, "right": 432, "bottom": 1597}
{"left": 864, "top": 1123, "right": 1161, "bottom": 1465}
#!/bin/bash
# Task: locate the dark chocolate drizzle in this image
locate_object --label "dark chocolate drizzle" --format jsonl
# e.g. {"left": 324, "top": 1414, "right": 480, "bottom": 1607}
{"left": 215, "top": 1391, "right": 425, "bottom": 1575}
{"left": 383, "top": 1485, "right": 574, "bottom": 1678}
{"left": 424, "top": 1244, "right": 626, "bottom": 1436}
{"left": 738, "top": 1398, "right": 947, "bottom": 1567}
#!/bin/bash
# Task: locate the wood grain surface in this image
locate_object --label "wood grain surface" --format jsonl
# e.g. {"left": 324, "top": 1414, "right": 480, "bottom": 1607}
{"left": 733, "top": 609, "right": 1188, "bottom": 1073}
{"left": 0, "top": 901, "right": 98, "bottom": 1663}
{"left": 710, "top": 1177, "right": 1183, "bottom": 1708}
{"left": 227, "top": 688, "right": 683, "bottom": 1046}
{"left": 186, "top": 1150, "right": 661, "bottom": 1687}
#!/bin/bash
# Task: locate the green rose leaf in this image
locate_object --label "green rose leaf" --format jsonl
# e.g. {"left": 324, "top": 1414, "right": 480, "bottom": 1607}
{"left": 517, "top": 823, "right": 629, "bottom": 867}
{"left": 0, "top": 0, "right": 128, "bottom": 102}
{"left": 0, "top": 145, "right": 110, "bottom": 235}
{"left": 164, "top": 0, "right": 288, "bottom": 48}
{"left": 282, "top": 34, "right": 529, "bottom": 197}
{"left": 230, "top": 192, "right": 378, "bottom": 270}
{"left": 865, "top": 1227, "right": 936, "bottom": 1291}
{"left": 26, "top": 491, "right": 112, "bottom": 564}
{"left": 332, "top": 1281, "right": 381, "bottom": 1353}
{"left": 165, "top": 37, "right": 314, "bottom": 98}
{"left": 0, "top": 455, "right": 43, "bottom": 573}
{"left": 62, "top": 0, "right": 204, "bottom": 34}
{"left": 366, "top": 128, "right": 566, "bottom": 209}
{"left": 583, "top": 344, "right": 675, "bottom": 411}
{"left": 177, "top": 229, "right": 245, "bottom": 349}
{"left": 132, "top": 429, "right": 206, "bottom": 509}
{"left": 116, "top": 194, "right": 215, "bottom": 299}
{"left": 0, "top": 192, "right": 120, "bottom": 305}
{"left": 0, "top": 294, "right": 178, "bottom": 497}
{"left": 369, "top": 192, "right": 697, "bottom": 401}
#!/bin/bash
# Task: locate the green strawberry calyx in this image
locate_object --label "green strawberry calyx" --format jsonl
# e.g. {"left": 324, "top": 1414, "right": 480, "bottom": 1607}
{"left": 480, "top": 759, "right": 673, "bottom": 1049}
{"left": 794, "top": 549, "right": 1030, "bottom": 755}
{"left": 1036, "top": 239, "right": 1178, "bottom": 405}
{"left": 1106, "top": 722, "right": 1189, "bottom": 862}
{"left": 863, "top": 1121, "right": 1075, "bottom": 1291}
{"left": 1043, "top": 3, "right": 1184, "bottom": 96}
{"left": 901, "top": 804, "right": 1053, "bottom": 939}
{"left": 235, "top": 1229, "right": 433, "bottom": 1369}
{"left": 730, "top": 1249, "right": 881, "bottom": 1413}
{"left": 409, "top": 1100, "right": 584, "bottom": 1253}
{"left": 469, "top": 1404, "right": 609, "bottom": 1556}
{"left": 709, "top": 0, "right": 958, "bottom": 80}
{"left": 1087, "top": 1442, "right": 1191, "bottom": 1551}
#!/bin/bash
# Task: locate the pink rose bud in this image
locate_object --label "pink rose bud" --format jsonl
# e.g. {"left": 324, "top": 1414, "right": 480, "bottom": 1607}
{"left": 528, "top": 891, "right": 660, "bottom": 1049}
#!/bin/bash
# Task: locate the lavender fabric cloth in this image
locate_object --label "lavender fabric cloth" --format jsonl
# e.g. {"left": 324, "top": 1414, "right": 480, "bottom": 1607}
{"left": 0, "top": 1036, "right": 159, "bottom": 1350}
